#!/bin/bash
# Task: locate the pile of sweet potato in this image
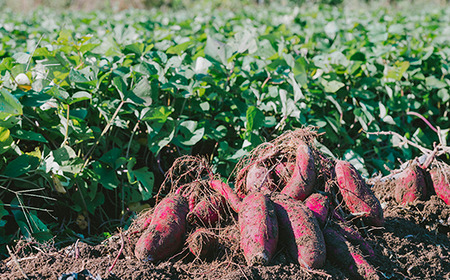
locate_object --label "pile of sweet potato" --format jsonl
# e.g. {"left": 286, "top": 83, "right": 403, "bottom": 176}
{"left": 131, "top": 129, "right": 449, "bottom": 279}
{"left": 370, "top": 155, "right": 450, "bottom": 208}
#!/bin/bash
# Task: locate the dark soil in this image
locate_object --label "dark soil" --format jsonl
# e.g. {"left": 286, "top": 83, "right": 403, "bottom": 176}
{"left": 1, "top": 180, "right": 449, "bottom": 280}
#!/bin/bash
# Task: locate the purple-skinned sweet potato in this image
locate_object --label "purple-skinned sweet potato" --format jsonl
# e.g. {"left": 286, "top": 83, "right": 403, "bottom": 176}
{"left": 324, "top": 226, "right": 379, "bottom": 280}
{"left": 246, "top": 164, "right": 275, "bottom": 194}
{"left": 271, "top": 193, "right": 326, "bottom": 269}
{"left": 304, "top": 192, "right": 330, "bottom": 228}
{"left": 429, "top": 166, "right": 449, "bottom": 205}
{"left": 187, "top": 195, "right": 227, "bottom": 227}
{"left": 332, "top": 222, "right": 375, "bottom": 258}
{"left": 209, "top": 180, "right": 242, "bottom": 213}
{"left": 187, "top": 228, "right": 219, "bottom": 260}
{"left": 239, "top": 192, "right": 279, "bottom": 266}
{"left": 281, "top": 141, "right": 316, "bottom": 201}
{"left": 135, "top": 194, "right": 189, "bottom": 262}
{"left": 394, "top": 163, "right": 427, "bottom": 205}
{"left": 334, "top": 160, "right": 384, "bottom": 226}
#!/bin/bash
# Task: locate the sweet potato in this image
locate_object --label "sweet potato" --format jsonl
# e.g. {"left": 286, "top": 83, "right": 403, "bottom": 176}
{"left": 429, "top": 166, "right": 450, "bottom": 205}
{"left": 134, "top": 194, "right": 189, "bottom": 261}
{"left": 187, "top": 195, "right": 226, "bottom": 227}
{"left": 394, "top": 163, "right": 427, "bottom": 205}
{"left": 246, "top": 164, "right": 275, "bottom": 194}
{"left": 209, "top": 180, "right": 242, "bottom": 213}
{"left": 304, "top": 192, "right": 330, "bottom": 228}
{"left": 333, "top": 222, "right": 375, "bottom": 258}
{"left": 271, "top": 193, "right": 326, "bottom": 269}
{"left": 281, "top": 141, "right": 316, "bottom": 201}
{"left": 324, "top": 226, "right": 379, "bottom": 280}
{"left": 334, "top": 160, "right": 384, "bottom": 226}
{"left": 274, "top": 161, "right": 295, "bottom": 184}
{"left": 239, "top": 192, "right": 279, "bottom": 266}
{"left": 187, "top": 228, "right": 219, "bottom": 260}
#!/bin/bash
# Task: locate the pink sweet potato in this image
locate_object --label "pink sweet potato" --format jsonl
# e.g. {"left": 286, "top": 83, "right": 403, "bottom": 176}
{"left": 324, "top": 226, "right": 379, "bottom": 280}
{"left": 271, "top": 193, "right": 326, "bottom": 269}
{"left": 334, "top": 160, "right": 384, "bottom": 227}
{"left": 274, "top": 161, "right": 295, "bottom": 184}
{"left": 429, "top": 166, "right": 450, "bottom": 205}
{"left": 333, "top": 223, "right": 375, "bottom": 258}
{"left": 187, "top": 195, "right": 227, "bottom": 227}
{"left": 134, "top": 194, "right": 189, "bottom": 261}
{"left": 304, "top": 192, "right": 331, "bottom": 228}
{"left": 246, "top": 164, "right": 275, "bottom": 194}
{"left": 239, "top": 192, "right": 279, "bottom": 266}
{"left": 187, "top": 228, "right": 219, "bottom": 260}
{"left": 394, "top": 164, "right": 427, "bottom": 205}
{"left": 209, "top": 180, "right": 242, "bottom": 213}
{"left": 281, "top": 141, "right": 316, "bottom": 201}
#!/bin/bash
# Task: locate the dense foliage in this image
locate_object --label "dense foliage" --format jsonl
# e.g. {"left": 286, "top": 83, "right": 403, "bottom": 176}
{"left": 0, "top": 2, "right": 449, "bottom": 253}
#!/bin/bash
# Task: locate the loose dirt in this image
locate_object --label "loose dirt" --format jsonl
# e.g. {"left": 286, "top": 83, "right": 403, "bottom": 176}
{"left": 1, "top": 177, "right": 449, "bottom": 280}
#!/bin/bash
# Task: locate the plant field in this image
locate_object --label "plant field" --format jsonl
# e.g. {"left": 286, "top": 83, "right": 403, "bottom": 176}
{"left": 0, "top": 2, "right": 449, "bottom": 278}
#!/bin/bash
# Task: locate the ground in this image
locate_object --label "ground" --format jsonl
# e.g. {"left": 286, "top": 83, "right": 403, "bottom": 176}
{"left": 1, "top": 178, "right": 449, "bottom": 280}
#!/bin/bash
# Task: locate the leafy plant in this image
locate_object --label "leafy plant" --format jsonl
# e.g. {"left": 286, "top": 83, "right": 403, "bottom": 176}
{"left": 0, "top": 1, "right": 448, "bottom": 253}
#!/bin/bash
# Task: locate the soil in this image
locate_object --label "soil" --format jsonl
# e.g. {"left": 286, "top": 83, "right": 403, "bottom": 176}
{"left": 1, "top": 178, "right": 449, "bottom": 280}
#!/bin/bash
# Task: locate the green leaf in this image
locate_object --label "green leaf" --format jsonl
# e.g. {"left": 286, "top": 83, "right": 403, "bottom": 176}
{"left": 99, "top": 148, "right": 122, "bottom": 169}
{"left": 112, "top": 76, "right": 128, "bottom": 100}
{"left": 11, "top": 197, "right": 52, "bottom": 241}
{"left": 69, "top": 91, "right": 92, "bottom": 105}
{"left": 246, "top": 106, "right": 265, "bottom": 131}
{"left": 142, "top": 106, "right": 174, "bottom": 123}
{"left": 0, "top": 89, "right": 23, "bottom": 119}
{"left": 437, "top": 88, "right": 449, "bottom": 102}
{"left": 254, "top": 39, "right": 277, "bottom": 60}
{"left": 13, "top": 52, "right": 31, "bottom": 64}
{"left": 385, "top": 61, "right": 410, "bottom": 81}
{"left": 124, "top": 42, "right": 145, "bottom": 56}
{"left": 426, "top": 76, "right": 447, "bottom": 89}
{"left": 0, "top": 200, "right": 9, "bottom": 220}
{"left": 0, "top": 127, "right": 13, "bottom": 155}
{"left": 132, "top": 77, "right": 152, "bottom": 106}
{"left": 12, "top": 130, "right": 48, "bottom": 143}
{"left": 148, "top": 120, "right": 175, "bottom": 155}
{"left": 166, "top": 41, "right": 192, "bottom": 55}
{"left": 293, "top": 57, "right": 308, "bottom": 88}
{"left": 132, "top": 167, "right": 154, "bottom": 200}
{"left": 204, "top": 37, "right": 230, "bottom": 65}
{"left": 92, "top": 161, "right": 119, "bottom": 190}
{"left": 69, "top": 68, "right": 90, "bottom": 83}
{"left": 175, "top": 120, "right": 205, "bottom": 147}
{"left": 3, "top": 154, "right": 40, "bottom": 177}
{"left": 53, "top": 145, "right": 77, "bottom": 165}
{"left": 322, "top": 80, "right": 345, "bottom": 93}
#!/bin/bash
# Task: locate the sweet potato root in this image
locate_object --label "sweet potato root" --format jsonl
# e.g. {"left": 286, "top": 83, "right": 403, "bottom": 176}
{"left": 274, "top": 161, "right": 295, "bottom": 184}
{"left": 324, "top": 226, "right": 379, "bottom": 280}
{"left": 334, "top": 160, "right": 384, "bottom": 226}
{"left": 272, "top": 193, "right": 326, "bottom": 269}
{"left": 187, "top": 228, "right": 219, "bottom": 260}
{"left": 304, "top": 192, "right": 330, "bottom": 228}
{"left": 430, "top": 166, "right": 450, "bottom": 205}
{"left": 281, "top": 141, "right": 316, "bottom": 201}
{"left": 239, "top": 192, "right": 279, "bottom": 266}
{"left": 187, "top": 195, "right": 227, "bottom": 227}
{"left": 246, "top": 164, "right": 275, "bottom": 194}
{"left": 394, "top": 163, "right": 427, "bottom": 205}
{"left": 209, "top": 180, "right": 242, "bottom": 212}
{"left": 134, "top": 194, "right": 189, "bottom": 261}
{"left": 332, "top": 222, "right": 375, "bottom": 258}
